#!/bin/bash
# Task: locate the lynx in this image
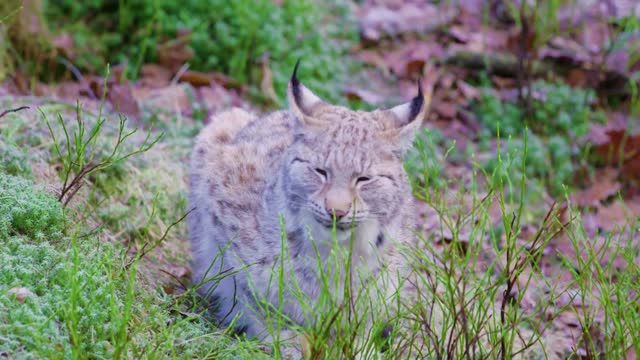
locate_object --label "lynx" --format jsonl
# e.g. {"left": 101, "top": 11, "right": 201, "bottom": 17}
{"left": 188, "top": 62, "right": 430, "bottom": 347}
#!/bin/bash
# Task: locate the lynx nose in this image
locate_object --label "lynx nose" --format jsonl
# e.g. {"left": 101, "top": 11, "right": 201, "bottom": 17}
{"left": 327, "top": 207, "right": 347, "bottom": 219}
{"left": 325, "top": 187, "right": 352, "bottom": 220}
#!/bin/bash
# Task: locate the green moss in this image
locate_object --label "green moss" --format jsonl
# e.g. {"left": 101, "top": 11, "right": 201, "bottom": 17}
{"left": 0, "top": 140, "right": 32, "bottom": 177}
{"left": 0, "top": 173, "right": 64, "bottom": 241}
{"left": 0, "top": 172, "right": 257, "bottom": 358}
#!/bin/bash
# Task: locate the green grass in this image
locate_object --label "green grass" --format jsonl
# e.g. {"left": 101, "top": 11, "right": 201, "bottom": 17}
{"left": 0, "top": 99, "right": 273, "bottom": 358}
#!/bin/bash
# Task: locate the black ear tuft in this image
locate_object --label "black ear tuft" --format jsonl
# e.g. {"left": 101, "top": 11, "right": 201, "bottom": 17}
{"left": 291, "top": 59, "right": 301, "bottom": 85}
{"left": 291, "top": 59, "right": 302, "bottom": 105}
{"left": 409, "top": 81, "right": 424, "bottom": 121}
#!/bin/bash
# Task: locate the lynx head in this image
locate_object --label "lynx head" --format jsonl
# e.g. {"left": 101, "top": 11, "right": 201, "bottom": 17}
{"left": 283, "top": 61, "right": 430, "bottom": 232}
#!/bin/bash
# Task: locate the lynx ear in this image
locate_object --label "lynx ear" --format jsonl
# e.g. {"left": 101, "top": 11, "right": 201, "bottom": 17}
{"left": 381, "top": 82, "right": 431, "bottom": 154}
{"left": 287, "top": 60, "right": 326, "bottom": 123}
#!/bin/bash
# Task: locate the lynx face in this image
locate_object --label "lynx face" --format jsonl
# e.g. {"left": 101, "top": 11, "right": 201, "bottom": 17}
{"left": 281, "top": 61, "right": 428, "bottom": 236}
{"left": 283, "top": 110, "right": 409, "bottom": 232}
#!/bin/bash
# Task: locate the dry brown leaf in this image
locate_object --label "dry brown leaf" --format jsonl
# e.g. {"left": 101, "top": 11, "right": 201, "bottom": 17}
{"left": 596, "top": 200, "right": 640, "bottom": 232}
{"left": 383, "top": 41, "right": 444, "bottom": 77}
{"left": 594, "top": 129, "right": 640, "bottom": 160}
{"left": 53, "top": 81, "right": 85, "bottom": 99}
{"left": 570, "top": 168, "right": 621, "bottom": 207}
{"left": 622, "top": 152, "right": 640, "bottom": 182}
{"left": 354, "top": 50, "right": 388, "bottom": 69}
{"left": 52, "top": 33, "right": 74, "bottom": 57}
{"left": 567, "top": 68, "right": 588, "bottom": 87}
{"left": 139, "top": 64, "right": 172, "bottom": 88}
{"left": 456, "top": 80, "right": 479, "bottom": 101}
{"left": 179, "top": 70, "right": 212, "bottom": 87}
{"left": 107, "top": 83, "right": 140, "bottom": 116}
{"left": 131, "top": 84, "right": 191, "bottom": 116}
{"left": 433, "top": 101, "right": 457, "bottom": 118}
{"left": 164, "top": 264, "right": 190, "bottom": 279}
{"left": 157, "top": 30, "right": 194, "bottom": 73}
{"left": 343, "top": 86, "right": 384, "bottom": 105}
{"left": 358, "top": 3, "right": 457, "bottom": 42}
{"left": 8, "top": 287, "right": 36, "bottom": 303}
{"left": 197, "top": 84, "right": 236, "bottom": 118}
{"left": 449, "top": 27, "right": 509, "bottom": 53}
{"left": 259, "top": 58, "right": 279, "bottom": 105}
{"left": 557, "top": 310, "right": 581, "bottom": 328}
{"left": 416, "top": 202, "right": 441, "bottom": 234}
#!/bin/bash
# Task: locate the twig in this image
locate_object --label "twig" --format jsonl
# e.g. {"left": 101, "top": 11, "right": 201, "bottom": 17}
{"left": 0, "top": 106, "right": 29, "bottom": 119}
{"left": 441, "top": 51, "right": 560, "bottom": 78}
{"left": 159, "top": 269, "right": 190, "bottom": 292}
{"left": 124, "top": 208, "right": 194, "bottom": 270}
{"left": 170, "top": 63, "right": 190, "bottom": 86}
{"left": 59, "top": 57, "right": 97, "bottom": 100}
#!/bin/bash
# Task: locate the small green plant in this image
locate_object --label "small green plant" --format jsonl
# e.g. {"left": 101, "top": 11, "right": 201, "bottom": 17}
{"left": 475, "top": 81, "right": 606, "bottom": 196}
{"left": 0, "top": 140, "right": 32, "bottom": 178}
{"left": 477, "top": 81, "right": 605, "bottom": 139}
{"left": 0, "top": 173, "right": 65, "bottom": 241}
{"left": 43, "top": 0, "right": 358, "bottom": 104}
{"left": 558, "top": 209, "right": 640, "bottom": 357}
{"left": 41, "top": 69, "right": 162, "bottom": 207}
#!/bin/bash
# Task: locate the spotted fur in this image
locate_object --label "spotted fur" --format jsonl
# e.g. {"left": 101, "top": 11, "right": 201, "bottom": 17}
{"left": 188, "top": 74, "right": 431, "bottom": 340}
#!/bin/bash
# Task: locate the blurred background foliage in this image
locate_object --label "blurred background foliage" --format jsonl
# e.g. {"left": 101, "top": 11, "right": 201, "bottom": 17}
{"left": 1, "top": 0, "right": 359, "bottom": 104}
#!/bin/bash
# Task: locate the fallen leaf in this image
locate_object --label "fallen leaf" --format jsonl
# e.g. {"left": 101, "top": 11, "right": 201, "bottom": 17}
{"left": 577, "top": 17, "right": 610, "bottom": 54}
{"left": 52, "top": 33, "right": 74, "bottom": 57}
{"left": 179, "top": 70, "right": 213, "bottom": 87}
{"left": 417, "top": 202, "right": 441, "bottom": 234}
{"left": 456, "top": 80, "right": 479, "bottom": 101}
{"left": 8, "top": 287, "right": 36, "bottom": 303}
{"left": 540, "top": 37, "right": 593, "bottom": 66}
{"left": 383, "top": 41, "right": 444, "bottom": 77}
{"left": 567, "top": 68, "right": 588, "bottom": 87}
{"left": 259, "top": 57, "right": 279, "bottom": 105}
{"left": 570, "top": 168, "right": 620, "bottom": 207}
{"left": 433, "top": 101, "right": 457, "bottom": 118}
{"left": 358, "top": 3, "right": 457, "bottom": 42}
{"left": 55, "top": 81, "right": 88, "bottom": 100}
{"left": 139, "top": 64, "right": 172, "bottom": 88}
{"left": 449, "top": 26, "right": 509, "bottom": 53}
{"left": 132, "top": 84, "right": 192, "bottom": 117}
{"left": 343, "top": 86, "right": 384, "bottom": 105}
{"left": 197, "top": 84, "right": 235, "bottom": 117}
{"left": 164, "top": 264, "right": 190, "bottom": 279}
{"left": 596, "top": 200, "right": 640, "bottom": 232}
{"left": 108, "top": 83, "right": 140, "bottom": 116}
{"left": 593, "top": 129, "right": 640, "bottom": 168}
{"left": 158, "top": 30, "right": 195, "bottom": 73}
{"left": 354, "top": 50, "right": 389, "bottom": 70}
{"left": 621, "top": 152, "right": 640, "bottom": 183}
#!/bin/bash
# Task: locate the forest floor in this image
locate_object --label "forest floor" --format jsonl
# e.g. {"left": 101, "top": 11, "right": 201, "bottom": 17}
{"left": 1, "top": 0, "right": 640, "bottom": 358}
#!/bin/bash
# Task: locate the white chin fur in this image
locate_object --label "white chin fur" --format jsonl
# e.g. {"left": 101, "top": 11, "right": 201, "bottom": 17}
{"left": 302, "top": 215, "right": 381, "bottom": 265}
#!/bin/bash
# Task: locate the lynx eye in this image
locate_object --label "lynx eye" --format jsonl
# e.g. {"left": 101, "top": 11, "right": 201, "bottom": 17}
{"left": 356, "top": 176, "right": 371, "bottom": 184}
{"left": 314, "top": 168, "right": 328, "bottom": 179}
